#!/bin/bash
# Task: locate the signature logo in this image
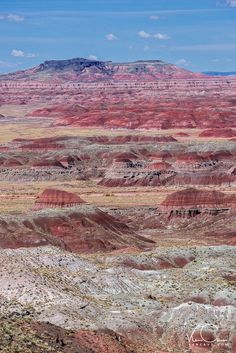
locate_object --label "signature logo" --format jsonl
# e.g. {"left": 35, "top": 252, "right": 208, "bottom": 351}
{"left": 186, "top": 323, "right": 228, "bottom": 351}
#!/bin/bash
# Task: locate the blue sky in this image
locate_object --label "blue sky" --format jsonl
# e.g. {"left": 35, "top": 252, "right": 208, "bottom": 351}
{"left": 0, "top": 0, "right": 236, "bottom": 73}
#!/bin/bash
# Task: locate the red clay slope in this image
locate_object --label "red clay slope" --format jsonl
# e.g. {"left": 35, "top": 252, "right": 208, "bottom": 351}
{"left": 0, "top": 207, "right": 155, "bottom": 253}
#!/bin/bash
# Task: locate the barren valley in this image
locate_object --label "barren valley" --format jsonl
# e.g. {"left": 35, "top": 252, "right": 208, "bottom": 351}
{"left": 0, "top": 58, "right": 235, "bottom": 353}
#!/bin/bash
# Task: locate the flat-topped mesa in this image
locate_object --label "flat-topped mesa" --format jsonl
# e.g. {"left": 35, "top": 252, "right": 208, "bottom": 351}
{"left": 0, "top": 56, "right": 205, "bottom": 82}
{"left": 161, "top": 188, "right": 236, "bottom": 217}
{"left": 36, "top": 57, "right": 113, "bottom": 75}
{"left": 34, "top": 188, "right": 86, "bottom": 210}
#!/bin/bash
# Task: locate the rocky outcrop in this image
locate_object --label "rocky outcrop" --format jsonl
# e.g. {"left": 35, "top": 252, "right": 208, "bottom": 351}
{"left": 99, "top": 158, "right": 177, "bottom": 187}
{"left": 86, "top": 135, "right": 177, "bottom": 144}
{"left": 99, "top": 152, "right": 236, "bottom": 187}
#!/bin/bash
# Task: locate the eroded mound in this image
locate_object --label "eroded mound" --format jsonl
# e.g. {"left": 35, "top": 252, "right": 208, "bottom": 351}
{"left": 161, "top": 188, "right": 236, "bottom": 217}
{"left": 34, "top": 188, "right": 86, "bottom": 209}
{"left": 199, "top": 128, "right": 236, "bottom": 138}
{"left": 162, "top": 188, "right": 236, "bottom": 208}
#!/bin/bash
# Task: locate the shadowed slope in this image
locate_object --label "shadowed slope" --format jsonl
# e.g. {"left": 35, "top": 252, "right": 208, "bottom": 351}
{"left": 0, "top": 207, "right": 155, "bottom": 253}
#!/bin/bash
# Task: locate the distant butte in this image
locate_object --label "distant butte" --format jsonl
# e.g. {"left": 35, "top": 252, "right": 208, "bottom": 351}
{"left": 0, "top": 57, "right": 205, "bottom": 82}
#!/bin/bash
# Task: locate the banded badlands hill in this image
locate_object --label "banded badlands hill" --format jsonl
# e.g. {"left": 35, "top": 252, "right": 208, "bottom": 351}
{"left": 0, "top": 58, "right": 235, "bottom": 353}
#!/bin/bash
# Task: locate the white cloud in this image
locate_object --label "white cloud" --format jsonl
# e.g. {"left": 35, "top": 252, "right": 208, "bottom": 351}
{"left": 144, "top": 45, "right": 150, "bottom": 52}
{"left": 87, "top": 55, "right": 98, "bottom": 60}
{"left": 138, "top": 30, "right": 151, "bottom": 38}
{"left": 154, "top": 33, "right": 170, "bottom": 40}
{"left": 176, "top": 58, "right": 189, "bottom": 66}
{"left": 226, "top": 0, "right": 236, "bottom": 6}
{"left": 11, "top": 49, "right": 37, "bottom": 58}
{"left": 150, "top": 15, "right": 159, "bottom": 20}
{"left": 138, "top": 30, "right": 170, "bottom": 40}
{"left": 0, "top": 13, "right": 24, "bottom": 22}
{"left": 106, "top": 33, "right": 118, "bottom": 41}
{"left": 11, "top": 49, "right": 25, "bottom": 57}
{"left": 7, "top": 14, "right": 24, "bottom": 22}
